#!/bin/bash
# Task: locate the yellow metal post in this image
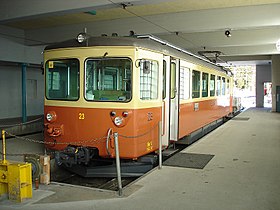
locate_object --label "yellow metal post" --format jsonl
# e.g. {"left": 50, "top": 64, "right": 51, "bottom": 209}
{"left": 1, "top": 130, "right": 7, "bottom": 164}
{"left": 8, "top": 163, "right": 32, "bottom": 202}
{"left": 0, "top": 130, "right": 32, "bottom": 202}
{"left": 1, "top": 130, "right": 8, "bottom": 197}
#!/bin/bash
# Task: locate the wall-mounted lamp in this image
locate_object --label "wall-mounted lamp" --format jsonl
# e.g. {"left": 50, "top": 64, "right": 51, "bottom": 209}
{"left": 225, "top": 30, "right": 231, "bottom": 37}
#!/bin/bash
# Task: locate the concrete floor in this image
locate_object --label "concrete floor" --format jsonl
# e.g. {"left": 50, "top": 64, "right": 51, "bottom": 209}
{"left": 1, "top": 108, "right": 280, "bottom": 210}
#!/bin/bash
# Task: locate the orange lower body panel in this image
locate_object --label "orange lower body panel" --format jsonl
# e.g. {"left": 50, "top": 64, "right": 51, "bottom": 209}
{"left": 44, "top": 106, "right": 161, "bottom": 159}
{"left": 45, "top": 97, "right": 232, "bottom": 159}
{"left": 178, "top": 98, "right": 231, "bottom": 139}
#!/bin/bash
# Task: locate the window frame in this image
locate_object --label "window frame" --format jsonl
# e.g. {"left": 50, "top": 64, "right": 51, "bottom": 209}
{"left": 45, "top": 58, "right": 80, "bottom": 101}
{"left": 139, "top": 59, "right": 159, "bottom": 100}
{"left": 162, "top": 60, "right": 166, "bottom": 99}
{"left": 192, "top": 69, "right": 201, "bottom": 99}
{"left": 216, "top": 75, "right": 221, "bottom": 96}
{"left": 84, "top": 57, "right": 132, "bottom": 102}
{"left": 210, "top": 74, "right": 216, "bottom": 97}
{"left": 221, "top": 77, "right": 226, "bottom": 95}
{"left": 170, "top": 62, "right": 176, "bottom": 99}
{"left": 226, "top": 78, "right": 230, "bottom": 95}
{"left": 180, "top": 66, "right": 190, "bottom": 100}
{"left": 202, "top": 72, "right": 209, "bottom": 98}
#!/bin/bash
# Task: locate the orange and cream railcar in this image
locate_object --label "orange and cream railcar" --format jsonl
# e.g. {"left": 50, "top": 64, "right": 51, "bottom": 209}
{"left": 44, "top": 34, "right": 233, "bottom": 176}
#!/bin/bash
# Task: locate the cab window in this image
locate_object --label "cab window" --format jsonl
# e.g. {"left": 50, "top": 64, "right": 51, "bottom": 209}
{"left": 46, "top": 59, "right": 79, "bottom": 100}
{"left": 85, "top": 58, "right": 132, "bottom": 102}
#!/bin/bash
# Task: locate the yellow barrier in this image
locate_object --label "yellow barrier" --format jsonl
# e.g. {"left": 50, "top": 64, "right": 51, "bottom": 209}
{"left": 2, "top": 130, "right": 6, "bottom": 164}
{"left": 0, "top": 130, "right": 32, "bottom": 202}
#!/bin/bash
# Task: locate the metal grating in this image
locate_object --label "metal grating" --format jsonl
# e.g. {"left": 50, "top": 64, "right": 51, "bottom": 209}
{"left": 163, "top": 153, "right": 214, "bottom": 169}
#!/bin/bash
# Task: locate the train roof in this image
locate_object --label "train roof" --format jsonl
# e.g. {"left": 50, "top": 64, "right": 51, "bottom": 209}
{"left": 44, "top": 34, "right": 232, "bottom": 75}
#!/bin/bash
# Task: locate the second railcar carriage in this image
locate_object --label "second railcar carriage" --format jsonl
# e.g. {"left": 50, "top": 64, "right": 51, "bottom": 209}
{"left": 44, "top": 34, "right": 233, "bottom": 176}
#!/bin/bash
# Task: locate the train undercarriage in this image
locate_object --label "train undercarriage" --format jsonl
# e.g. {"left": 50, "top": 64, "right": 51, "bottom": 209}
{"left": 54, "top": 145, "right": 158, "bottom": 177}
{"left": 53, "top": 116, "right": 231, "bottom": 178}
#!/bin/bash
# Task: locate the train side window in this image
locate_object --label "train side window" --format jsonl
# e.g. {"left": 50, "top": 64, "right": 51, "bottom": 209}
{"left": 170, "top": 62, "right": 176, "bottom": 99}
{"left": 163, "top": 60, "right": 166, "bottom": 99}
{"left": 180, "top": 67, "right": 190, "bottom": 99}
{"left": 222, "top": 77, "right": 226, "bottom": 95}
{"left": 226, "top": 79, "right": 230, "bottom": 95}
{"left": 210, "top": 74, "right": 215, "bottom": 96}
{"left": 202, "top": 72, "right": 209, "bottom": 97}
{"left": 140, "top": 59, "right": 158, "bottom": 100}
{"left": 192, "top": 70, "right": 200, "bottom": 98}
{"left": 216, "top": 76, "right": 221, "bottom": 96}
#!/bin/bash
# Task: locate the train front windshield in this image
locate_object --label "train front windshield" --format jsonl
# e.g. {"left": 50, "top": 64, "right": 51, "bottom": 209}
{"left": 85, "top": 58, "right": 132, "bottom": 102}
{"left": 45, "top": 59, "right": 79, "bottom": 100}
{"left": 45, "top": 58, "right": 132, "bottom": 102}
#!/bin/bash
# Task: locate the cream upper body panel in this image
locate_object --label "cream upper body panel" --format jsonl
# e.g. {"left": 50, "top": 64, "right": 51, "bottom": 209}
{"left": 44, "top": 46, "right": 163, "bottom": 109}
{"left": 44, "top": 37, "right": 233, "bottom": 109}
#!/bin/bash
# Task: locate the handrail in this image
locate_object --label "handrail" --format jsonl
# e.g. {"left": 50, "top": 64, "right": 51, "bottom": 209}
{"left": 113, "top": 132, "right": 122, "bottom": 196}
{"left": 158, "top": 121, "right": 162, "bottom": 169}
{"left": 106, "top": 128, "right": 113, "bottom": 156}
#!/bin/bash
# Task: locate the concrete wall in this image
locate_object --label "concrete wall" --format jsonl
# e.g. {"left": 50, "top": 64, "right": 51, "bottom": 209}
{"left": 0, "top": 64, "right": 44, "bottom": 119}
{"left": 271, "top": 55, "right": 280, "bottom": 112}
{"left": 256, "top": 64, "right": 272, "bottom": 107}
{"left": 0, "top": 25, "right": 45, "bottom": 120}
{"left": 0, "top": 37, "right": 44, "bottom": 64}
{"left": 26, "top": 67, "right": 44, "bottom": 116}
{"left": 0, "top": 25, "right": 45, "bottom": 64}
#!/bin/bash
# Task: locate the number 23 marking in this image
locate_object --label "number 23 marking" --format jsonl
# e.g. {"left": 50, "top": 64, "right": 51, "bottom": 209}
{"left": 79, "top": 112, "right": 85, "bottom": 120}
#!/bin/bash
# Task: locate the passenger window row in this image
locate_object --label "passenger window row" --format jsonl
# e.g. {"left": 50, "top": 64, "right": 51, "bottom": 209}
{"left": 180, "top": 68, "right": 230, "bottom": 100}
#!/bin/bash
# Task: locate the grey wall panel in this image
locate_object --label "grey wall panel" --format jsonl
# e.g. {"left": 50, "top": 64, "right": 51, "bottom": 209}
{"left": 0, "top": 65, "right": 22, "bottom": 118}
{"left": 256, "top": 64, "right": 271, "bottom": 107}
{"left": 0, "top": 65, "right": 44, "bottom": 119}
{"left": 26, "top": 68, "right": 44, "bottom": 117}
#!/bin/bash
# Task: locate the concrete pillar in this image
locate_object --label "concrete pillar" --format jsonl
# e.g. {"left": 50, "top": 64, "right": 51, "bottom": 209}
{"left": 256, "top": 64, "right": 271, "bottom": 107}
{"left": 271, "top": 55, "right": 280, "bottom": 112}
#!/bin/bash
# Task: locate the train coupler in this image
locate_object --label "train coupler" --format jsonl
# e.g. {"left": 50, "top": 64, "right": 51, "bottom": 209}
{"left": 55, "top": 146, "right": 97, "bottom": 167}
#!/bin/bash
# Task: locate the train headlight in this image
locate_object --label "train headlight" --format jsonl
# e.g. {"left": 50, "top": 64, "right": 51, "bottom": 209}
{"left": 114, "top": 117, "right": 123, "bottom": 126}
{"left": 46, "top": 111, "right": 57, "bottom": 122}
{"left": 76, "top": 33, "right": 87, "bottom": 43}
{"left": 46, "top": 113, "right": 53, "bottom": 121}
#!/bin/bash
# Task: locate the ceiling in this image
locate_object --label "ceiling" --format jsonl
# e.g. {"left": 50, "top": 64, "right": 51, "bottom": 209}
{"left": 1, "top": 0, "right": 280, "bottom": 66}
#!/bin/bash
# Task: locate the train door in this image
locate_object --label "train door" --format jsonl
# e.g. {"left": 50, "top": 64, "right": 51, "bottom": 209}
{"left": 162, "top": 56, "right": 180, "bottom": 145}
{"left": 162, "top": 56, "right": 171, "bottom": 146}
{"left": 170, "top": 58, "right": 180, "bottom": 141}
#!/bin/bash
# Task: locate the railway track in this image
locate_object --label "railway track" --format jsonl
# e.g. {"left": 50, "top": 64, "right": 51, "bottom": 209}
{"left": 51, "top": 144, "right": 188, "bottom": 191}
{"left": 51, "top": 166, "right": 138, "bottom": 191}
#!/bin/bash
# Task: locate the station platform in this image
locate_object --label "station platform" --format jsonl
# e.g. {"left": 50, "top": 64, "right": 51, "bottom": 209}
{"left": 0, "top": 115, "right": 43, "bottom": 139}
{"left": 1, "top": 108, "right": 279, "bottom": 210}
